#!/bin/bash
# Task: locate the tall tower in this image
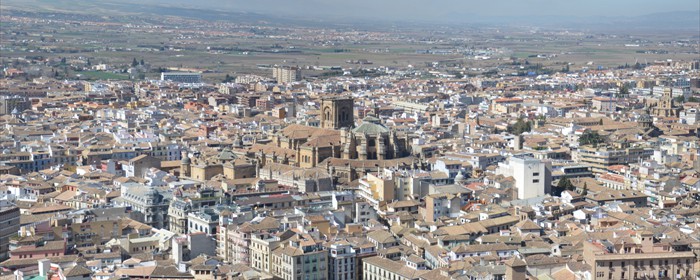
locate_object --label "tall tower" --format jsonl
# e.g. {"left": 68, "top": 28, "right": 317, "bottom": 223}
{"left": 321, "top": 96, "right": 355, "bottom": 129}
{"left": 180, "top": 154, "right": 191, "bottom": 178}
{"left": 651, "top": 88, "right": 681, "bottom": 117}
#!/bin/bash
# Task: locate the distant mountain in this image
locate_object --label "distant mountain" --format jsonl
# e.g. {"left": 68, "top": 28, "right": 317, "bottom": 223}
{"left": 441, "top": 10, "right": 700, "bottom": 31}
{"left": 2, "top": 0, "right": 282, "bottom": 24}
{"left": 3, "top": 0, "right": 699, "bottom": 32}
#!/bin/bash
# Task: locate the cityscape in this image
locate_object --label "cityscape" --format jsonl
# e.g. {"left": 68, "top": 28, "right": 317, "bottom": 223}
{"left": 0, "top": 1, "right": 699, "bottom": 280}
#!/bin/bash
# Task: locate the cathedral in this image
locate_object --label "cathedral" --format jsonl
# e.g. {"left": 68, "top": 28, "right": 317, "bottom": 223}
{"left": 260, "top": 96, "right": 411, "bottom": 169}
{"left": 650, "top": 88, "right": 681, "bottom": 118}
{"left": 339, "top": 115, "right": 410, "bottom": 161}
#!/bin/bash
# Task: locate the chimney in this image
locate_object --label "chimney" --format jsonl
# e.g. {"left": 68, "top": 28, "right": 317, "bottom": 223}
{"left": 38, "top": 259, "right": 50, "bottom": 277}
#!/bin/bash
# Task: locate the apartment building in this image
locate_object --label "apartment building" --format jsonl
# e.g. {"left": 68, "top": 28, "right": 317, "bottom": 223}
{"left": 0, "top": 202, "right": 20, "bottom": 261}
{"left": 576, "top": 143, "right": 653, "bottom": 174}
{"left": 422, "top": 194, "right": 461, "bottom": 222}
{"left": 270, "top": 234, "right": 328, "bottom": 280}
{"left": 329, "top": 242, "right": 358, "bottom": 280}
{"left": 272, "top": 66, "right": 302, "bottom": 84}
{"left": 496, "top": 154, "right": 551, "bottom": 200}
{"left": 583, "top": 232, "right": 697, "bottom": 280}
{"left": 0, "top": 95, "right": 31, "bottom": 115}
{"left": 219, "top": 217, "right": 281, "bottom": 265}
{"left": 160, "top": 72, "right": 202, "bottom": 83}
{"left": 187, "top": 208, "right": 219, "bottom": 235}
{"left": 250, "top": 231, "right": 283, "bottom": 274}
{"left": 358, "top": 172, "right": 396, "bottom": 208}
{"left": 362, "top": 256, "right": 428, "bottom": 280}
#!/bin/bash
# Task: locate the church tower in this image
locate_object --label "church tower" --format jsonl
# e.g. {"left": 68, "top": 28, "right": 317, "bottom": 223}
{"left": 180, "top": 153, "right": 191, "bottom": 178}
{"left": 321, "top": 96, "right": 355, "bottom": 129}
{"left": 651, "top": 88, "right": 681, "bottom": 118}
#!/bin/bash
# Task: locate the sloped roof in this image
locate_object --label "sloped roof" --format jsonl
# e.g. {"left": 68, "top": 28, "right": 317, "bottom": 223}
{"left": 353, "top": 117, "right": 389, "bottom": 134}
{"left": 64, "top": 264, "right": 92, "bottom": 277}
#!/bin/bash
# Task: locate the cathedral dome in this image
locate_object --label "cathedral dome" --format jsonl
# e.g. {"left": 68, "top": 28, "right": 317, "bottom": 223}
{"left": 455, "top": 170, "right": 466, "bottom": 184}
{"left": 352, "top": 115, "right": 389, "bottom": 134}
{"left": 181, "top": 156, "right": 191, "bottom": 165}
{"left": 637, "top": 113, "right": 653, "bottom": 124}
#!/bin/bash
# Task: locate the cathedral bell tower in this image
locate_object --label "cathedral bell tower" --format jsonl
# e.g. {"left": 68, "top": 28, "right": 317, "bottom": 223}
{"left": 321, "top": 96, "right": 355, "bottom": 129}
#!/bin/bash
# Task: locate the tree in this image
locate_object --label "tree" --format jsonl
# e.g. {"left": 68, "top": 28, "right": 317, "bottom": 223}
{"left": 617, "top": 85, "right": 629, "bottom": 98}
{"left": 674, "top": 95, "right": 685, "bottom": 103}
{"left": 508, "top": 118, "right": 532, "bottom": 135}
{"left": 581, "top": 182, "right": 589, "bottom": 196}
{"left": 222, "top": 74, "right": 234, "bottom": 83}
{"left": 557, "top": 176, "right": 575, "bottom": 191}
{"left": 578, "top": 130, "right": 605, "bottom": 147}
{"left": 132, "top": 58, "right": 139, "bottom": 67}
{"left": 140, "top": 59, "right": 145, "bottom": 66}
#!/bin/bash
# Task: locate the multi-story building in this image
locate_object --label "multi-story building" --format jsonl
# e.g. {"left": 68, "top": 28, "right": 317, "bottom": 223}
{"left": 272, "top": 66, "right": 302, "bottom": 84}
{"left": 160, "top": 72, "right": 202, "bottom": 83}
{"left": 431, "top": 159, "right": 463, "bottom": 180}
{"left": 464, "top": 153, "right": 505, "bottom": 170}
{"left": 358, "top": 172, "right": 396, "bottom": 208}
{"left": 145, "top": 143, "right": 183, "bottom": 161}
{"left": 1, "top": 150, "right": 56, "bottom": 174}
{"left": 250, "top": 231, "right": 283, "bottom": 274}
{"left": 0, "top": 95, "right": 31, "bottom": 115}
{"left": 680, "top": 107, "right": 699, "bottom": 125}
{"left": 550, "top": 164, "right": 592, "bottom": 181}
{"left": 9, "top": 240, "right": 66, "bottom": 261}
{"left": 576, "top": 142, "right": 654, "bottom": 174}
{"left": 219, "top": 217, "right": 281, "bottom": 265}
{"left": 583, "top": 232, "right": 696, "bottom": 280}
{"left": 422, "top": 193, "right": 462, "bottom": 222}
{"left": 591, "top": 97, "right": 616, "bottom": 113}
{"left": 168, "top": 198, "right": 192, "bottom": 235}
{"left": 270, "top": 234, "right": 328, "bottom": 280}
{"left": 124, "top": 155, "right": 161, "bottom": 178}
{"left": 114, "top": 183, "right": 169, "bottom": 229}
{"left": 329, "top": 242, "right": 357, "bottom": 280}
{"left": 187, "top": 207, "right": 219, "bottom": 235}
{"left": 362, "top": 256, "right": 428, "bottom": 280}
{"left": 0, "top": 201, "right": 20, "bottom": 261}
{"left": 496, "top": 154, "right": 551, "bottom": 200}
{"left": 353, "top": 201, "right": 376, "bottom": 225}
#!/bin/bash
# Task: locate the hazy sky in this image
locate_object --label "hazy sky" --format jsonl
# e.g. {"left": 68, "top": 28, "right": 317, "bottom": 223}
{"left": 179, "top": 0, "right": 698, "bottom": 21}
